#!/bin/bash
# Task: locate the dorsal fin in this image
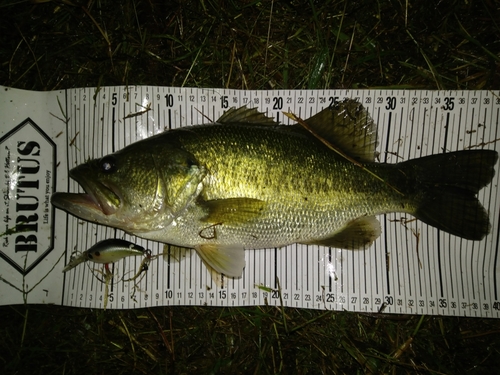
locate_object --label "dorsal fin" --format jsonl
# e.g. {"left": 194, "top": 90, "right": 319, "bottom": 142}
{"left": 217, "top": 106, "right": 278, "bottom": 126}
{"left": 303, "top": 99, "right": 378, "bottom": 162}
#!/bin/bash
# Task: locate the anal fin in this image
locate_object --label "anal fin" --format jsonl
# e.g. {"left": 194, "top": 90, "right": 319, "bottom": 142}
{"left": 304, "top": 216, "right": 381, "bottom": 250}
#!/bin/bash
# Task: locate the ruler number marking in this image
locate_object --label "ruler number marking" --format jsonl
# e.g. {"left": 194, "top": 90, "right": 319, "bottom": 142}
{"left": 221, "top": 95, "right": 228, "bottom": 108}
{"left": 273, "top": 97, "right": 283, "bottom": 110}
{"left": 443, "top": 97, "right": 455, "bottom": 110}
{"left": 164, "top": 94, "right": 174, "bottom": 107}
{"left": 329, "top": 96, "right": 339, "bottom": 106}
{"left": 385, "top": 96, "right": 396, "bottom": 110}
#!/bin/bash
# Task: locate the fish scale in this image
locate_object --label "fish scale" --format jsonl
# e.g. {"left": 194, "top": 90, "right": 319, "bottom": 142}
{"left": 174, "top": 126, "right": 394, "bottom": 236}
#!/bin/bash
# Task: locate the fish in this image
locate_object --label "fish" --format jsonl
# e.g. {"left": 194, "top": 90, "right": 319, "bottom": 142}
{"left": 62, "top": 238, "right": 146, "bottom": 272}
{"left": 52, "top": 99, "right": 498, "bottom": 277}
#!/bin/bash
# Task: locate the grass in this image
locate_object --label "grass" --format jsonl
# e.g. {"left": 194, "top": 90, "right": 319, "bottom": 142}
{"left": 3, "top": 304, "right": 500, "bottom": 374}
{"left": 1, "top": 0, "right": 500, "bottom": 373}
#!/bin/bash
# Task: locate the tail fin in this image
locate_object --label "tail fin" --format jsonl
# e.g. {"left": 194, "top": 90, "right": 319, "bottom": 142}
{"left": 403, "top": 150, "right": 498, "bottom": 240}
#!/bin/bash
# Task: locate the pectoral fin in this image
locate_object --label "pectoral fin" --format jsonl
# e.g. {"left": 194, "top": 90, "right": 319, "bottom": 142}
{"left": 304, "top": 216, "right": 381, "bottom": 250}
{"left": 201, "top": 197, "right": 266, "bottom": 225}
{"left": 195, "top": 244, "right": 245, "bottom": 277}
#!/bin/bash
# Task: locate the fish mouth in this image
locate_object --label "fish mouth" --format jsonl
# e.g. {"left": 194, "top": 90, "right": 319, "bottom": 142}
{"left": 51, "top": 166, "right": 121, "bottom": 220}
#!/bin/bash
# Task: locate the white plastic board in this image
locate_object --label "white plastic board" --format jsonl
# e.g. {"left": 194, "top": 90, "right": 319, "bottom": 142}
{"left": 1, "top": 86, "right": 499, "bottom": 317}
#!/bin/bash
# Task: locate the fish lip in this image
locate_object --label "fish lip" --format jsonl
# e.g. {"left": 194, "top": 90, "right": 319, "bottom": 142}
{"left": 72, "top": 169, "right": 120, "bottom": 215}
{"left": 51, "top": 166, "right": 120, "bottom": 217}
{"left": 83, "top": 182, "right": 119, "bottom": 216}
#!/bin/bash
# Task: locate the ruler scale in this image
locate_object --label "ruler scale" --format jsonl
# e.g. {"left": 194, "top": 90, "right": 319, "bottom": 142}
{"left": 1, "top": 86, "right": 499, "bottom": 317}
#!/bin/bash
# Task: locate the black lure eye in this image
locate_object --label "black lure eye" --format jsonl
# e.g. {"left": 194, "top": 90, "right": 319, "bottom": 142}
{"left": 100, "top": 156, "right": 117, "bottom": 173}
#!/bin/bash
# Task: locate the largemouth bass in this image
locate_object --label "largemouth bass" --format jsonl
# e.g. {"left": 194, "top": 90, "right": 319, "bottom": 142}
{"left": 52, "top": 99, "right": 498, "bottom": 277}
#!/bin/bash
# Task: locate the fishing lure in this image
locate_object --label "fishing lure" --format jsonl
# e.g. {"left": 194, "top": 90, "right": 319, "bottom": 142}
{"left": 63, "top": 238, "right": 146, "bottom": 272}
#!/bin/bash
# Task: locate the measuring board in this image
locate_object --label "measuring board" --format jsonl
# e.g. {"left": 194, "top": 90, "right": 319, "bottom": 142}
{"left": 1, "top": 86, "right": 499, "bottom": 317}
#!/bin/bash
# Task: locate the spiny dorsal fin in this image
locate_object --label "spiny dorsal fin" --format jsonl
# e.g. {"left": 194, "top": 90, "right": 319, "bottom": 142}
{"left": 217, "top": 106, "right": 278, "bottom": 126}
{"left": 303, "top": 99, "right": 378, "bottom": 162}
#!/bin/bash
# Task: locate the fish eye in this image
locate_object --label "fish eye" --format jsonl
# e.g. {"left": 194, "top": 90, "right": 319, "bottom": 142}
{"left": 100, "top": 156, "right": 117, "bottom": 173}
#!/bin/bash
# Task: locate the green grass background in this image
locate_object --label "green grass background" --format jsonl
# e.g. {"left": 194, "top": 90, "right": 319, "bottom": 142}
{"left": 1, "top": 0, "right": 500, "bottom": 373}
